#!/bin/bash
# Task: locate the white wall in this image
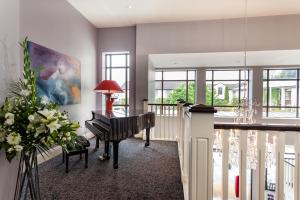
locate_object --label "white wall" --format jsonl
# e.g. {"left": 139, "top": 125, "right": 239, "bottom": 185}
{"left": 97, "top": 27, "right": 136, "bottom": 111}
{"left": 0, "top": 0, "right": 20, "bottom": 199}
{"left": 20, "top": 0, "right": 98, "bottom": 126}
{"left": 136, "top": 15, "right": 300, "bottom": 110}
{"left": 0, "top": 0, "right": 97, "bottom": 199}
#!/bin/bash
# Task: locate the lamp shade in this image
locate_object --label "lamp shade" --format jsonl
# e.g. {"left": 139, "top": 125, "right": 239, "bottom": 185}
{"left": 94, "top": 80, "right": 123, "bottom": 94}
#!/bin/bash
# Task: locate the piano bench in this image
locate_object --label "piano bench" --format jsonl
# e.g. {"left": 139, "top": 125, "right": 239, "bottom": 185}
{"left": 62, "top": 136, "right": 90, "bottom": 173}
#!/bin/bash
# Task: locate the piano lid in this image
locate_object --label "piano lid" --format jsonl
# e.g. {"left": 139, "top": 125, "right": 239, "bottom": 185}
{"left": 92, "top": 110, "right": 152, "bottom": 119}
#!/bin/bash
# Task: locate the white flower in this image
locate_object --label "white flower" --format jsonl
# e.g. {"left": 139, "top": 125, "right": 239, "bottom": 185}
{"left": 15, "top": 145, "right": 23, "bottom": 152}
{"left": 36, "top": 125, "right": 46, "bottom": 135}
{"left": 39, "top": 109, "right": 56, "bottom": 120}
{"left": 59, "top": 120, "right": 69, "bottom": 126}
{"left": 28, "top": 115, "right": 35, "bottom": 122}
{"left": 4, "top": 113, "right": 14, "bottom": 126}
{"left": 5, "top": 113, "right": 14, "bottom": 119}
{"left": 6, "top": 132, "right": 21, "bottom": 145}
{"left": 20, "top": 89, "right": 30, "bottom": 96}
{"left": 46, "top": 120, "right": 61, "bottom": 133}
{"left": 8, "top": 148, "right": 14, "bottom": 153}
{"left": 66, "top": 132, "right": 70, "bottom": 137}
{"left": 5, "top": 118, "right": 14, "bottom": 126}
{"left": 41, "top": 96, "right": 49, "bottom": 105}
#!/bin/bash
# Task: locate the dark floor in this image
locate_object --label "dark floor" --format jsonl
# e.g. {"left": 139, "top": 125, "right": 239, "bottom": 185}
{"left": 37, "top": 138, "right": 184, "bottom": 200}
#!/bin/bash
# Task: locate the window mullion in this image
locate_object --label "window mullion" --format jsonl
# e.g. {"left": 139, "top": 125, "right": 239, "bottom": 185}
{"left": 297, "top": 69, "right": 299, "bottom": 118}
{"left": 211, "top": 70, "right": 214, "bottom": 106}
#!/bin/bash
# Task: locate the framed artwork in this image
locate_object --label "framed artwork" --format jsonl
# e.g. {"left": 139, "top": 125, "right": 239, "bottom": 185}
{"left": 28, "top": 41, "right": 81, "bottom": 105}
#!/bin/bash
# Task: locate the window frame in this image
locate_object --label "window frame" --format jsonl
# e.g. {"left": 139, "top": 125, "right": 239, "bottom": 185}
{"left": 206, "top": 69, "right": 250, "bottom": 110}
{"left": 263, "top": 68, "right": 300, "bottom": 118}
{"left": 104, "top": 52, "right": 130, "bottom": 111}
{"left": 155, "top": 69, "right": 196, "bottom": 104}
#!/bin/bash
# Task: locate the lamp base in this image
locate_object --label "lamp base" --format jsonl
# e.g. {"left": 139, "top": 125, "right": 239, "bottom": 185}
{"left": 105, "top": 94, "right": 114, "bottom": 114}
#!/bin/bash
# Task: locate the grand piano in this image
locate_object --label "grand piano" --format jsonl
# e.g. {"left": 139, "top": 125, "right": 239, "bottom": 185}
{"left": 85, "top": 110, "right": 155, "bottom": 169}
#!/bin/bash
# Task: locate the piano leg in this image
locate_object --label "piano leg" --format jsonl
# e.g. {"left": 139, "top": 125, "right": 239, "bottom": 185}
{"left": 99, "top": 141, "right": 111, "bottom": 160}
{"left": 145, "top": 128, "right": 150, "bottom": 147}
{"left": 95, "top": 137, "right": 100, "bottom": 150}
{"left": 113, "top": 141, "right": 120, "bottom": 169}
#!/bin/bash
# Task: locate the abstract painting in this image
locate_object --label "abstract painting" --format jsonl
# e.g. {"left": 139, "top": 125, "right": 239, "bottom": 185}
{"left": 28, "top": 41, "right": 81, "bottom": 105}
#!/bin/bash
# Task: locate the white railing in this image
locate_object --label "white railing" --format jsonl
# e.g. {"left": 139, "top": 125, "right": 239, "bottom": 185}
{"left": 177, "top": 104, "right": 192, "bottom": 200}
{"left": 147, "top": 103, "right": 178, "bottom": 141}
{"left": 144, "top": 100, "right": 300, "bottom": 200}
{"left": 175, "top": 102, "right": 300, "bottom": 200}
{"left": 210, "top": 128, "right": 300, "bottom": 200}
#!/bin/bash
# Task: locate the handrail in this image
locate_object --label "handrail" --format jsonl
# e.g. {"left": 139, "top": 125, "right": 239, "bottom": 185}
{"left": 214, "top": 122, "right": 300, "bottom": 132}
{"left": 148, "top": 103, "right": 177, "bottom": 106}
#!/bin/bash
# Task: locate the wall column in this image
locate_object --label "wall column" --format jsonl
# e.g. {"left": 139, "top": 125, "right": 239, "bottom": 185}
{"left": 189, "top": 104, "right": 216, "bottom": 200}
{"left": 196, "top": 68, "right": 206, "bottom": 104}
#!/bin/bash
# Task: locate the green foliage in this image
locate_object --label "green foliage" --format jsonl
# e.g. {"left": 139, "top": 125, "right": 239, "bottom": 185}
{"left": 271, "top": 88, "right": 281, "bottom": 106}
{"left": 164, "top": 82, "right": 195, "bottom": 104}
{"left": 205, "top": 85, "right": 238, "bottom": 106}
{"left": 205, "top": 85, "right": 213, "bottom": 105}
{"left": 0, "top": 38, "right": 80, "bottom": 162}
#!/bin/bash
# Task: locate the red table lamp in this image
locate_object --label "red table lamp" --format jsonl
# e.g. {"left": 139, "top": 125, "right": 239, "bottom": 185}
{"left": 94, "top": 80, "right": 123, "bottom": 113}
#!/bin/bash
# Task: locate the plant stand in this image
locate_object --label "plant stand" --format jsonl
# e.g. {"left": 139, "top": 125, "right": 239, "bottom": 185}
{"left": 14, "top": 150, "right": 41, "bottom": 200}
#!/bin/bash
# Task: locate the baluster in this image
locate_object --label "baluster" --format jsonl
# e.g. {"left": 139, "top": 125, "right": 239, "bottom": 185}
{"left": 173, "top": 106, "right": 176, "bottom": 140}
{"left": 167, "top": 106, "right": 170, "bottom": 140}
{"left": 162, "top": 105, "right": 164, "bottom": 139}
{"left": 294, "top": 134, "right": 300, "bottom": 199}
{"left": 222, "top": 130, "right": 229, "bottom": 200}
{"left": 165, "top": 106, "right": 168, "bottom": 140}
{"left": 254, "top": 131, "right": 266, "bottom": 200}
{"left": 158, "top": 105, "right": 161, "bottom": 139}
{"left": 275, "top": 133, "right": 285, "bottom": 200}
{"left": 177, "top": 104, "right": 180, "bottom": 143}
{"left": 239, "top": 130, "right": 247, "bottom": 200}
{"left": 155, "top": 105, "right": 158, "bottom": 139}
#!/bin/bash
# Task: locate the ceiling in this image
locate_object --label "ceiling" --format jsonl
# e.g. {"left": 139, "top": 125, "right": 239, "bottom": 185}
{"left": 149, "top": 50, "right": 300, "bottom": 68}
{"left": 67, "top": 0, "right": 300, "bottom": 28}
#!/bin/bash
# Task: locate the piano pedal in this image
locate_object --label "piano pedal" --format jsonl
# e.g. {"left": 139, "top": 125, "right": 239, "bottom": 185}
{"left": 99, "top": 153, "right": 110, "bottom": 161}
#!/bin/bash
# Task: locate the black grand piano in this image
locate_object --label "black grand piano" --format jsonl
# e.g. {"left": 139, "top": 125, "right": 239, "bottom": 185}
{"left": 85, "top": 110, "right": 155, "bottom": 169}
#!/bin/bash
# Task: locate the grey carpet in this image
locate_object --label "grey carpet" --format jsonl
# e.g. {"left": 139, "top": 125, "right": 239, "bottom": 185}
{"left": 37, "top": 138, "right": 184, "bottom": 200}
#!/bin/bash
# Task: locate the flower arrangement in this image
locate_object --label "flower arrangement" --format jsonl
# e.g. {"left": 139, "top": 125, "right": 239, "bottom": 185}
{"left": 0, "top": 38, "right": 80, "bottom": 162}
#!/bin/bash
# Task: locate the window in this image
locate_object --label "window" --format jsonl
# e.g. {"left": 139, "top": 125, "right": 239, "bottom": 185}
{"left": 155, "top": 70, "right": 196, "bottom": 104}
{"left": 263, "top": 68, "right": 299, "bottom": 118}
{"left": 206, "top": 69, "right": 250, "bottom": 117}
{"left": 217, "top": 87, "right": 223, "bottom": 96}
{"left": 104, "top": 52, "right": 130, "bottom": 112}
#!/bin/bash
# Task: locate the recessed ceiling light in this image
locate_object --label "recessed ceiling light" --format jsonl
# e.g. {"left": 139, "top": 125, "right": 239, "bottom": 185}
{"left": 128, "top": 5, "right": 132, "bottom": 9}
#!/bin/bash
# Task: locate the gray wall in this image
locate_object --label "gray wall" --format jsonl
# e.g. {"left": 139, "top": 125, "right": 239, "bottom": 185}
{"left": 97, "top": 27, "right": 136, "bottom": 110}
{"left": 136, "top": 15, "right": 300, "bottom": 110}
{"left": 0, "top": 0, "right": 20, "bottom": 199}
{"left": 0, "top": 0, "right": 98, "bottom": 199}
{"left": 20, "top": 0, "right": 98, "bottom": 126}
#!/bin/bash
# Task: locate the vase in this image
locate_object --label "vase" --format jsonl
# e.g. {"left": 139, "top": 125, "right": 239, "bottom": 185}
{"left": 14, "top": 149, "right": 41, "bottom": 200}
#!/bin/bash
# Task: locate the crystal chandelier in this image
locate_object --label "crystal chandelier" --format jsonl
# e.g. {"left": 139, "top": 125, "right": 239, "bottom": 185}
{"left": 265, "top": 133, "right": 276, "bottom": 168}
{"left": 228, "top": 129, "right": 240, "bottom": 167}
{"left": 247, "top": 130, "right": 258, "bottom": 169}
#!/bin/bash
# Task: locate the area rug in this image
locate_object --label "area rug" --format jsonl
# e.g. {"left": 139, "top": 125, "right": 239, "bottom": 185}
{"left": 36, "top": 138, "right": 184, "bottom": 200}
